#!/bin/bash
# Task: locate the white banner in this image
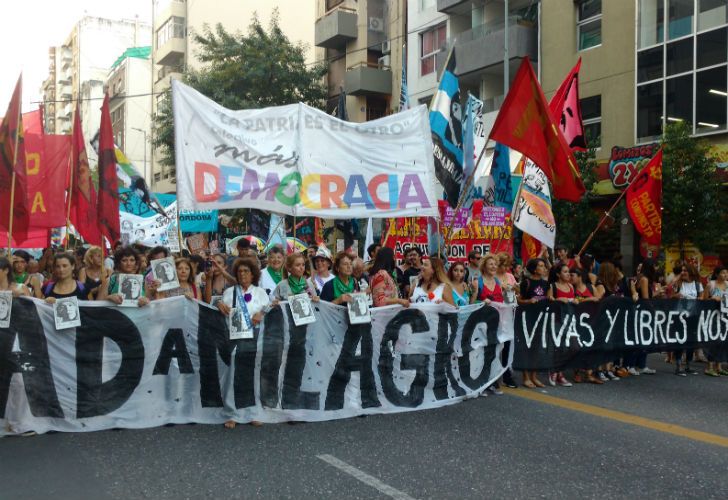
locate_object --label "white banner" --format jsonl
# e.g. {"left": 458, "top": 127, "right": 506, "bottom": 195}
{"left": 513, "top": 159, "right": 556, "bottom": 248}
{"left": 120, "top": 201, "right": 178, "bottom": 247}
{"left": 172, "top": 80, "right": 438, "bottom": 218}
{"left": 1, "top": 297, "right": 513, "bottom": 435}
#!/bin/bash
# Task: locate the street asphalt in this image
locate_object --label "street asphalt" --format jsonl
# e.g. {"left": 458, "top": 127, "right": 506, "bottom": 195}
{"left": 2, "top": 354, "right": 727, "bottom": 499}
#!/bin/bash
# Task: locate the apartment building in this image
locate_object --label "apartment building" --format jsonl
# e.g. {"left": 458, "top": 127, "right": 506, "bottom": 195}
{"left": 40, "top": 16, "right": 151, "bottom": 162}
{"left": 314, "top": 0, "right": 407, "bottom": 121}
{"left": 106, "top": 47, "right": 153, "bottom": 181}
{"left": 151, "top": 0, "right": 316, "bottom": 193}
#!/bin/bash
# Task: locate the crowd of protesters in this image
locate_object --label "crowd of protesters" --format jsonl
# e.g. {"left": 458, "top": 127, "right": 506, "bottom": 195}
{"left": 2, "top": 239, "right": 727, "bottom": 404}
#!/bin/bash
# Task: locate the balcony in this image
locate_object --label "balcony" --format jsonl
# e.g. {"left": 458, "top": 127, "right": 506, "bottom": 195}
{"left": 154, "top": 0, "right": 186, "bottom": 29}
{"left": 344, "top": 62, "right": 392, "bottom": 96}
{"left": 438, "top": 17, "right": 537, "bottom": 79}
{"left": 156, "top": 37, "right": 185, "bottom": 66}
{"left": 61, "top": 47, "right": 72, "bottom": 69}
{"left": 315, "top": 7, "right": 357, "bottom": 49}
{"left": 437, "top": 0, "right": 469, "bottom": 14}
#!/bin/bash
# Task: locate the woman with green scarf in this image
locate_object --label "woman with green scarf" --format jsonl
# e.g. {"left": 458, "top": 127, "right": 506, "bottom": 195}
{"left": 272, "top": 253, "right": 320, "bottom": 302}
{"left": 259, "top": 246, "right": 285, "bottom": 298}
{"left": 320, "top": 252, "right": 361, "bottom": 304}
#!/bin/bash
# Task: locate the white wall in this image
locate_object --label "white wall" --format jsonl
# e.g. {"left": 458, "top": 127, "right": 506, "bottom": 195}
{"left": 407, "top": 0, "right": 448, "bottom": 104}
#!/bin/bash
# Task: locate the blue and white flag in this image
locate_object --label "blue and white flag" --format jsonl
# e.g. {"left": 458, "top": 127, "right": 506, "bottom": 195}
{"left": 268, "top": 213, "right": 287, "bottom": 248}
{"left": 491, "top": 142, "right": 513, "bottom": 210}
{"left": 399, "top": 45, "right": 410, "bottom": 111}
{"left": 429, "top": 50, "right": 464, "bottom": 207}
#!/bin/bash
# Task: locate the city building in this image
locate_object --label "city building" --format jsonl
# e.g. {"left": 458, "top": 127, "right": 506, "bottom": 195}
{"left": 151, "top": 0, "right": 316, "bottom": 193}
{"left": 106, "top": 47, "right": 153, "bottom": 181}
{"left": 314, "top": 0, "right": 407, "bottom": 121}
{"left": 40, "top": 16, "right": 152, "bottom": 163}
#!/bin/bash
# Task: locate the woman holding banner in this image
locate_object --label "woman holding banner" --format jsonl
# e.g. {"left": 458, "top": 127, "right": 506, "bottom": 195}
{"left": 79, "top": 246, "right": 111, "bottom": 300}
{"left": 320, "top": 252, "right": 361, "bottom": 305}
{"left": 203, "top": 254, "right": 234, "bottom": 304}
{"left": 476, "top": 254, "right": 504, "bottom": 304}
{"left": 369, "top": 248, "right": 409, "bottom": 308}
{"left": 0, "top": 257, "right": 31, "bottom": 297}
{"left": 153, "top": 258, "right": 200, "bottom": 300}
{"left": 42, "top": 254, "right": 89, "bottom": 302}
{"left": 518, "top": 258, "right": 550, "bottom": 388}
{"left": 704, "top": 266, "right": 728, "bottom": 377}
{"left": 545, "top": 264, "right": 574, "bottom": 387}
{"left": 273, "top": 253, "right": 320, "bottom": 302}
{"left": 97, "top": 247, "right": 150, "bottom": 307}
{"left": 260, "top": 247, "right": 285, "bottom": 298}
{"left": 409, "top": 258, "right": 455, "bottom": 306}
{"left": 311, "top": 246, "right": 335, "bottom": 295}
{"left": 447, "top": 262, "right": 474, "bottom": 307}
{"left": 669, "top": 263, "right": 703, "bottom": 377}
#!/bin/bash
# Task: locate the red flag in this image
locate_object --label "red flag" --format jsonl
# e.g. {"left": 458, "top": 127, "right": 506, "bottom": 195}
{"left": 521, "top": 232, "right": 543, "bottom": 263}
{"left": 0, "top": 75, "right": 30, "bottom": 243}
{"left": 69, "top": 104, "right": 101, "bottom": 245}
{"left": 97, "top": 95, "right": 120, "bottom": 244}
{"left": 25, "top": 133, "right": 71, "bottom": 228}
{"left": 625, "top": 149, "right": 662, "bottom": 246}
{"left": 23, "top": 109, "right": 44, "bottom": 135}
{"left": 489, "top": 57, "right": 585, "bottom": 202}
{"left": 549, "top": 58, "right": 586, "bottom": 151}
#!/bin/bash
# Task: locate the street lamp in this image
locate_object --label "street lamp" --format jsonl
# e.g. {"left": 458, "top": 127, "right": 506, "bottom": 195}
{"left": 132, "top": 127, "right": 148, "bottom": 181}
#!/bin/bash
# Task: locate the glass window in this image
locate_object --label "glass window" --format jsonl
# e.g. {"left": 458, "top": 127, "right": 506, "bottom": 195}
{"left": 665, "top": 74, "right": 693, "bottom": 124}
{"left": 637, "top": 82, "right": 664, "bottom": 141}
{"left": 156, "top": 16, "right": 185, "bottom": 48}
{"left": 420, "top": 24, "right": 446, "bottom": 76}
{"left": 666, "top": 38, "right": 693, "bottom": 75}
{"left": 696, "top": 67, "right": 727, "bottom": 131}
{"left": 638, "top": 0, "right": 664, "bottom": 48}
{"left": 638, "top": 47, "right": 664, "bottom": 82}
{"left": 580, "top": 95, "right": 601, "bottom": 148}
{"left": 668, "top": 0, "right": 694, "bottom": 40}
{"left": 419, "top": 0, "right": 436, "bottom": 11}
{"left": 697, "top": 28, "right": 728, "bottom": 68}
{"left": 698, "top": 0, "right": 728, "bottom": 31}
{"left": 578, "top": 0, "right": 601, "bottom": 20}
{"left": 326, "top": 0, "right": 344, "bottom": 10}
{"left": 577, "top": 0, "right": 601, "bottom": 50}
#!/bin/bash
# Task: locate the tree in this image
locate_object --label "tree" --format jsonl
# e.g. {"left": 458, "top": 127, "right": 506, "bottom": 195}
{"left": 152, "top": 12, "right": 328, "bottom": 166}
{"left": 661, "top": 121, "right": 726, "bottom": 254}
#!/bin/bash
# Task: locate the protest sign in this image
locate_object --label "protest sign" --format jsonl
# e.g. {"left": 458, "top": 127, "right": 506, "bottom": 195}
{"left": 1, "top": 298, "right": 512, "bottom": 434}
{"left": 513, "top": 298, "right": 728, "bottom": 370}
{"left": 172, "top": 80, "right": 438, "bottom": 218}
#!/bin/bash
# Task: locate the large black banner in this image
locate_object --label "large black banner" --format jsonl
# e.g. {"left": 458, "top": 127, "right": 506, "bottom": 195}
{"left": 513, "top": 298, "right": 728, "bottom": 370}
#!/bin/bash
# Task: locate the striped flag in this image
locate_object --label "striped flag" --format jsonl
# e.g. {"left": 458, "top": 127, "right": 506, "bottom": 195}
{"left": 399, "top": 45, "right": 410, "bottom": 111}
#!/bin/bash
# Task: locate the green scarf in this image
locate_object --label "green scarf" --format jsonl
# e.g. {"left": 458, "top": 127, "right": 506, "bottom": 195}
{"left": 14, "top": 272, "right": 27, "bottom": 284}
{"left": 333, "top": 276, "right": 354, "bottom": 298}
{"left": 288, "top": 275, "right": 307, "bottom": 295}
{"left": 267, "top": 267, "right": 282, "bottom": 285}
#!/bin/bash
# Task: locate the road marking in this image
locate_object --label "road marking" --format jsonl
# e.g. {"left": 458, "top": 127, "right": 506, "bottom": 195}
{"left": 504, "top": 388, "right": 728, "bottom": 449}
{"left": 316, "top": 454, "right": 417, "bottom": 500}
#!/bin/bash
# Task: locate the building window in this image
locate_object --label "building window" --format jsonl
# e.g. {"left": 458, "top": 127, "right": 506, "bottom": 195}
{"left": 580, "top": 95, "right": 601, "bottom": 148}
{"left": 697, "top": 27, "right": 727, "bottom": 68}
{"left": 637, "top": 82, "right": 664, "bottom": 142}
{"left": 665, "top": 74, "right": 693, "bottom": 123}
{"left": 696, "top": 66, "right": 727, "bottom": 131}
{"left": 420, "top": 23, "right": 446, "bottom": 76}
{"left": 638, "top": 0, "right": 664, "bottom": 48}
{"left": 154, "top": 173, "right": 161, "bottom": 182}
{"left": 326, "top": 0, "right": 344, "bottom": 10}
{"left": 665, "top": 37, "right": 693, "bottom": 76}
{"left": 698, "top": 0, "right": 728, "bottom": 31}
{"left": 668, "top": 0, "right": 693, "bottom": 40}
{"left": 156, "top": 16, "right": 185, "bottom": 48}
{"left": 577, "top": 0, "right": 601, "bottom": 51}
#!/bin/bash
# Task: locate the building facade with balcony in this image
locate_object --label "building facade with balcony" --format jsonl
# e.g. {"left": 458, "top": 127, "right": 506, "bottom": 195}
{"left": 315, "top": 0, "right": 407, "bottom": 122}
{"left": 39, "top": 16, "right": 151, "bottom": 157}
{"left": 151, "top": 0, "right": 316, "bottom": 193}
{"left": 106, "top": 47, "right": 153, "bottom": 182}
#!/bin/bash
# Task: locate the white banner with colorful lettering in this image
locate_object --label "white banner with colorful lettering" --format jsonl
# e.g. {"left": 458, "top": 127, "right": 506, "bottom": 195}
{"left": 172, "top": 80, "right": 438, "bottom": 218}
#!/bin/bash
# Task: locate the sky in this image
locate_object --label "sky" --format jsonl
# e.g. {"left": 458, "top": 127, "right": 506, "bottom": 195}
{"left": 0, "top": 0, "right": 152, "bottom": 111}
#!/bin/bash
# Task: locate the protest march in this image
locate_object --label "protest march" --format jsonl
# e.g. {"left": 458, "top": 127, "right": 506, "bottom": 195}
{"left": 1, "top": 55, "right": 727, "bottom": 438}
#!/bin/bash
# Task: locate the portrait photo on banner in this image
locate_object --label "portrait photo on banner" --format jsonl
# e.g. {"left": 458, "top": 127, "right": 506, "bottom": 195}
{"left": 289, "top": 293, "right": 316, "bottom": 326}
{"left": 118, "top": 274, "right": 144, "bottom": 306}
{"left": 229, "top": 307, "right": 253, "bottom": 340}
{"left": 53, "top": 297, "right": 81, "bottom": 330}
{"left": 347, "top": 292, "right": 371, "bottom": 324}
{"left": 151, "top": 257, "right": 179, "bottom": 291}
{"left": 0, "top": 291, "right": 12, "bottom": 328}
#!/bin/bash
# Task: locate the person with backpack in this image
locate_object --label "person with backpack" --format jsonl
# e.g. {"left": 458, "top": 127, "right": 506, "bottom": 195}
{"left": 42, "top": 253, "right": 88, "bottom": 303}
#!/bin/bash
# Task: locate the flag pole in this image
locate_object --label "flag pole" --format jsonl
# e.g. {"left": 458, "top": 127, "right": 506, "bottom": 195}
{"left": 575, "top": 186, "right": 628, "bottom": 258}
{"left": 444, "top": 143, "right": 490, "bottom": 245}
{"left": 5, "top": 89, "right": 23, "bottom": 252}
{"left": 491, "top": 171, "right": 524, "bottom": 255}
{"left": 64, "top": 109, "right": 76, "bottom": 251}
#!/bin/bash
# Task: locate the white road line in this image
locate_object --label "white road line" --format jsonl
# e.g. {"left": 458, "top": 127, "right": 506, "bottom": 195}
{"left": 316, "top": 454, "right": 417, "bottom": 500}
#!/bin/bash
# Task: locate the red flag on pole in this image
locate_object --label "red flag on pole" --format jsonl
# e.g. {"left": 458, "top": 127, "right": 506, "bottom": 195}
{"left": 489, "top": 57, "right": 585, "bottom": 202}
{"left": 625, "top": 149, "right": 663, "bottom": 246}
{"left": 549, "top": 58, "right": 587, "bottom": 151}
{"left": 0, "top": 75, "right": 30, "bottom": 244}
{"left": 69, "top": 103, "right": 101, "bottom": 245}
{"left": 23, "top": 109, "right": 44, "bottom": 136}
{"left": 97, "top": 94, "right": 120, "bottom": 245}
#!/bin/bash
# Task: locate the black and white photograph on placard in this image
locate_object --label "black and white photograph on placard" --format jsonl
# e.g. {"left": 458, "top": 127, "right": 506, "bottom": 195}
{"left": 0, "top": 291, "right": 12, "bottom": 329}
{"left": 151, "top": 257, "right": 179, "bottom": 291}
{"left": 289, "top": 293, "right": 316, "bottom": 326}
{"left": 229, "top": 307, "right": 253, "bottom": 340}
{"left": 211, "top": 295, "right": 223, "bottom": 308}
{"left": 347, "top": 292, "right": 371, "bottom": 324}
{"left": 118, "top": 274, "right": 144, "bottom": 306}
{"left": 53, "top": 297, "right": 81, "bottom": 330}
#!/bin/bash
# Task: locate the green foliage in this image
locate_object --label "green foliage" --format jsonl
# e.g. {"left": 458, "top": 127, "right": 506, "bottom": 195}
{"left": 152, "top": 12, "right": 328, "bottom": 166}
{"left": 660, "top": 121, "right": 726, "bottom": 253}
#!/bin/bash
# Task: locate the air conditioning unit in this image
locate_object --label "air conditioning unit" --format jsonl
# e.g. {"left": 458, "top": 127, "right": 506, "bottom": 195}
{"left": 369, "top": 17, "right": 384, "bottom": 32}
{"left": 378, "top": 55, "right": 391, "bottom": 68}
{"left": 381, "top": 40, "right": 391, "bottom": 54}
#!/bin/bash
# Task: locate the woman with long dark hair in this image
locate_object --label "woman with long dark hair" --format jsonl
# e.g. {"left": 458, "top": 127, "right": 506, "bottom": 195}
{"left": 669, "top": 263, "right": 703, "bottom": 376}
{"left": 370, "top": 247, "right": 409, "bottom": 308}
{"left": 517, "top": 258, "right": 550, "bottom": 388}
{"left": 0, "top": 257, "right": 31, "bottom": 297}
{"left": 410, "top": 257, "right": 455, "bottom": 306}
{"left": 704, "top": 266, "right": 728, "bottom": 376}
{"left": 42, "top": 253, "right": 89, "bottom": 302}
